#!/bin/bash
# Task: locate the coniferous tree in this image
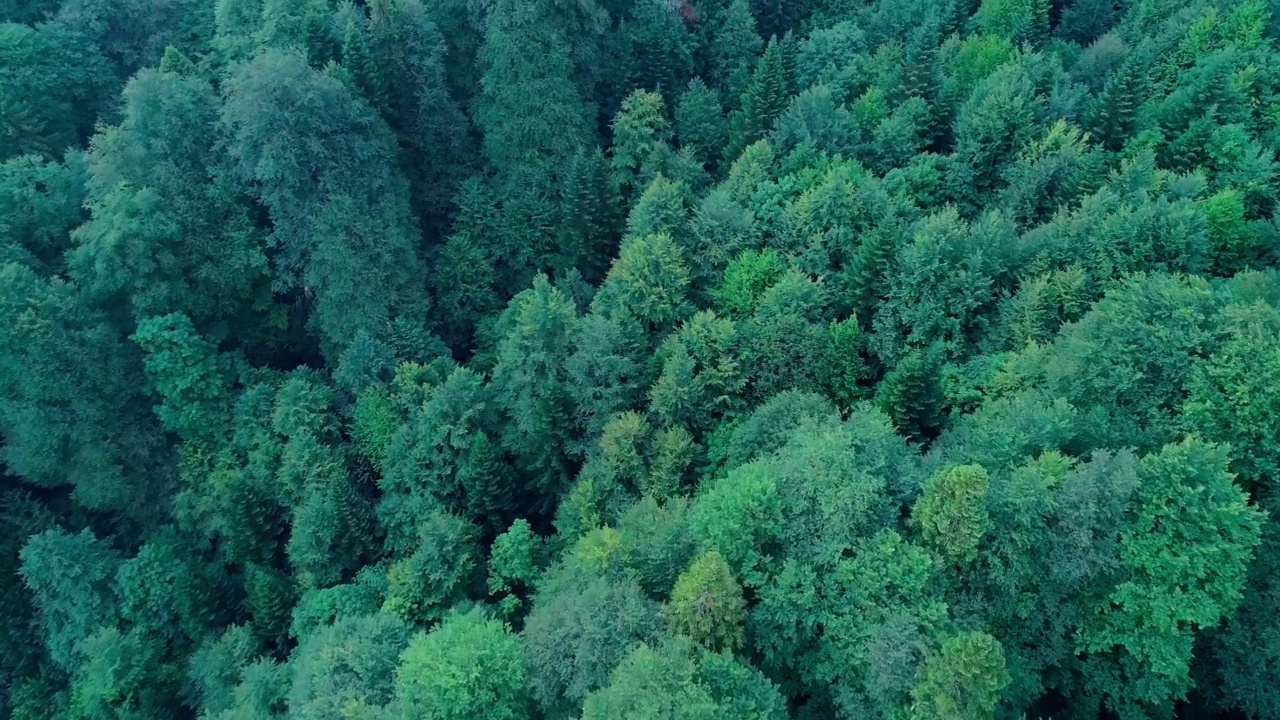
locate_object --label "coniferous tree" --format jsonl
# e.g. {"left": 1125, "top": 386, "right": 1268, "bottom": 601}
{"left": 475, "top": 0, "right": 591, "bottom": 187}
{"left": 362, "top": 0, "right": 476, "bottom": 233}
{"left": 1087, "top": 58, "right": 1143, "bottom": 152}
{"left": 676, "top": 78, "right": 729, "bottom": 170}
{"left": 619, "top": 0, "right": 695, "bottom": 100}
{"left": 706, "top": 0, "right": 762, "bottom": 102}
{"left": 665, "top": 551, "right": 746, "bottom": 651}
{"left": 5, "top": 2, "right": 1280, "bottom": 718}
{"left": 727, "top": 37, "right": 791, "bottom": 160}
{"left": 875, "top": 346, "right": 946, "bottom": 444}
{"left": 492, "top": 276, "right": 582, "bottom": 503}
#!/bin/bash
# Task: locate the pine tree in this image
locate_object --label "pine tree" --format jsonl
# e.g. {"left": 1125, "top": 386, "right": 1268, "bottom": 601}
{"left": 665, "top": 551, "right": 747, "bottom": 651}
{"left": 245, "top": 564, "right": 295, "bottom": 655}
{"left": 675, "top": 79, "right": 728, "bottom": 169}
{"left": 492, "top": 276, "right": 582, "bottom": 503}
{"left": 874, "top": 346, "right": 945, "bottom": 444}
{"left": 341, "top": 16, "right": 380, "bottom": 107}
{"left": 841, "top": 224, "right": 898, "bottom": 324}
{"left": 620, "top": 0, "right": 695, "bottom": 100}
{"left": 475, "top": 0, "right": 591, "bottom": 187}
{"left": 727, "top": 37, "right": 791, "bottom": 160}
{"left": 708, "top": 0, "right": 763, "bottom": 102}
{"left": 610, "top": 90, "right": 673, "bottom": 200}
{"left": 751, "top": 0, "right": 810, "bottom": 40}
{"left": 18, "top": 529, "right": 121, "bottom": 671}
{"left": 1026, "top": 0, "right": 1051, "bottom": 48}
{"left": 364, "top": 0, "right": 476, "bottom": 232}
{"left": 1088, "top": 60, "right": 1143, "bottom": 152}
{"left": 557, "top": 146, "right": 619, "bottom": 282}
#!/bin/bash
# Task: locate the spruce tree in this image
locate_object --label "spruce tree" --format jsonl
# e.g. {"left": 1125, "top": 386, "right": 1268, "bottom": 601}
{"left": 475, "top": 0, "right": 591, "bottom": 187}
{"left": 875, "top": 346, "right": 946, "bottom": 444}
{"left": 1088, "top": 59, "right": 1143, "bottom": 152}
{"left": 727, "top": 37, "right": 791, "bottom": 160}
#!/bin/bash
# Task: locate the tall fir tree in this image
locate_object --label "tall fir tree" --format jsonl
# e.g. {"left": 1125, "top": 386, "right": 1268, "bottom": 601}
{"left": 727, "top": 37, "right": 791, "bottom": 160}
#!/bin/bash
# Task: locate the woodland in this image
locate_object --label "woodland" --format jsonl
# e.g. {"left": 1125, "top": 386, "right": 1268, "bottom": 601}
{"left": 2, "top": 0, "right": 1280, "bottom": 718}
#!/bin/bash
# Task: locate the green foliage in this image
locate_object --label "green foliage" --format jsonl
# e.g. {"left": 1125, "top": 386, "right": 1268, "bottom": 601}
{"left": 751, "top": 530, "right": 947, "bottom": 718}
{"left": 382, "top": 509, "right": 482, "bottom": 627}
{"left": 911, "top": 464, "right": 992, "bottom": 563}
{"left": 665, "top": 551, "right": 746, "bottom": 651}
{"left": 71, "top": 67, "right": 274, "bottom": 336}
{"left": 594, "top": 232, "right": 692, "bottom": 336}
{"left": 357, "top": 0, "right": 475, "bottom": 230}
{"left": 522, "top": 559, "right": 666, "bottom": 715}
{"left": 708, "top": 0, "right": 762, "bottom": 99}
{"left": 7, "top": 2, "right": 1280, "bottom": 719}
{"left": 617, "top": 496, "right": 697, "bottom": 597}
{"left": 714, "top": 247, "right": 786, "bottom": 317}
{"left": 186, "top": 625, "right": 260, "bottom": 716}
{"left": 1078, "top": 439, "right": 1263, "bottom": 719}
{"left": 0, "top": 263, "right": 171, "bottom": 518}
{"left": 379, "top": 365, "right": 506, "bottom": 538}
{"left": 676, "top": 79, "right": 728, "bottom": 170}
{"left": 475, "top": 0, "right": 589, "bottom": 185}
{"left": 133, "top": 313, "right": 234, "bottom": 445}
{"left": 649, "top": 310, "right": 744, "bottom": 436}
{"left": 737, "top": 268, "right": 829, "bottom": 401}
{"left": 222, "top": 48, "right": 431, "bottom": 360}
{"left": 566, "top": 313, "right": 645, "bottom": 452}
{"left": 488, "top": 518, "right": 545, "bottom": 616}
{"left": 395, "top": 608, "right": 529, "bottom": 720}
{"left": 975, "top": 0, "right": 1047, "bottom": 46}
{"left": 875, "top": 346, "right": 946, "bottom": 444}
{"left": 1184, "top": 302, "right": 1280, "bottom": 485}
{"left": 626, "top": 174, "right": 696, "bottom": 242}
{"left": 612, "top": 90, "right": 673, "bottom": 200}
{"left": 246, "top": 564, "right": 294, "bottom": 653}
{"left": 689, "top": 462, "right": 782, "bottom": 586}
{"left": 492, "top": 276, "right": 580, "bottom": 500}
{"left": 0, "top": 23, "right": 107, "bottom": 161}
{"left": 619, "top": 0, "right": 694, "bottom": 101}
{"left": 287, "top": 613, "right": 410, "bottom": 719}
{"left": 910, "top": 630, "right": 1010, "bottom": 720}
{"left": 728, "top": 37, "right": 792, "bottom": 159}
{"left": 289, "top": 564, "right": 388, "bottom": 641}
{"left": 20, "top": 528, "right": 121, "bottom": 670}
{"left": 947, "top": 62, "right": 1044, "bottom": 210}
{"left": 69, "top": 626, "right": 184, "bottom": 720}
{"left": 581, "top": 638, "right": 787, "bottom": 720}
{"left": 0, "top": 153, "right": 86, "bottom": 273}
{"left": 219, "top": 655, "right": 291, "bottom": 719}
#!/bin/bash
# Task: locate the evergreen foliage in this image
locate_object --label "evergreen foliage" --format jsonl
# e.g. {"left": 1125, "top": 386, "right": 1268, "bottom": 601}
{"left": 5, "top": 1, "right": 1280, "bottom": 718}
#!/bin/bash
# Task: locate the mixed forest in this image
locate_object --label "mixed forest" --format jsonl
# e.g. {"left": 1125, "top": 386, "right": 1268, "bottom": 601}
{"left": 4, "top": 0, "right": 1280, "bottom": 717}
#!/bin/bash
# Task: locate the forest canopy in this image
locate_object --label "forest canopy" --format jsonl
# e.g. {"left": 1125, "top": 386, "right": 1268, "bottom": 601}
{"left": 3, "top": 0, "right": 1280, "bottom": 718}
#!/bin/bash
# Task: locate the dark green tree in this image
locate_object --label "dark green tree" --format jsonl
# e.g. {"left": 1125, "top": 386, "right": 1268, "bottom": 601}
{"left": 0, "top": 264, "right": 171, "bottom": 519}
{"left": 287, "top": 613, "right": 410, "bottom": 719}
{"left": 727, "top": 37, "right": 791, "bottom": 160}
{"left": 19, "top": 528, "right": 120, "bottom": 671}
{"left": 492, "top": 276, "right": 581, "bottom": 503}
{"left": 475, "top": 0, "right": 591, "bottom": 186}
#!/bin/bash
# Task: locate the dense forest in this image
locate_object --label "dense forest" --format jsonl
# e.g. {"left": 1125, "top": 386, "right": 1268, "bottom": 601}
{"left": 4, "top": 0, "right": 1280, "bottom": 717}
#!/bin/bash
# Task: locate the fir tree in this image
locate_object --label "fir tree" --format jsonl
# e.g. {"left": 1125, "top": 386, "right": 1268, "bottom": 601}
{"left": 727, "top": 37, "right": 791, "bottom": 161}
